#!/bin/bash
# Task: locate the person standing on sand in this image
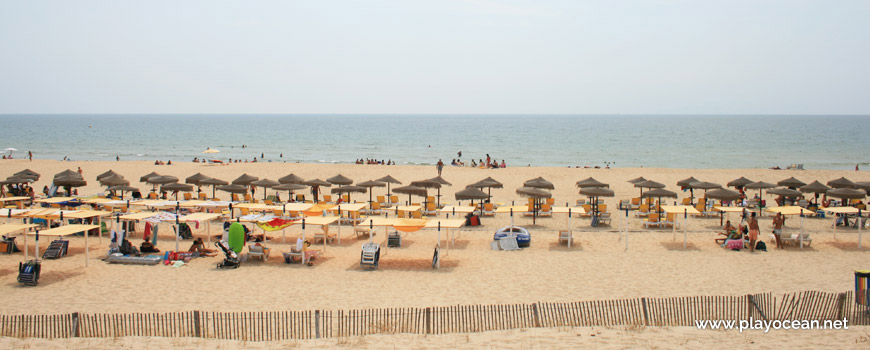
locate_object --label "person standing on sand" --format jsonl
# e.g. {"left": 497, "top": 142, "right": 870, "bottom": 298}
{"left": 77, "top": 167, "right": 83, "bottom": 176}
{"left": 28, "top": 151, "right": 32, "bottom": 161}
{"left": 436, "top": 159, "right": 444, "bottom": 176}
{"left": 748, "top": 212, "right": 759, "bottom": 252}
{"left": 486, "top": 154, "right": 491, "bottom": 167}
{"left": 772, "top": 213, "right": 784, "bottom": 249}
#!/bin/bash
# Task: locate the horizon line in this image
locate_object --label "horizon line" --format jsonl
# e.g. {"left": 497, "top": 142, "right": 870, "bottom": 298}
{"left": 2, "top": 113, "right": 870, "bottom": 117}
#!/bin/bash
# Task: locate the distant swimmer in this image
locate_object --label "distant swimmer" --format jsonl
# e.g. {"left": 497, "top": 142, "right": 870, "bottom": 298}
{"left": 457, "top": 151, "right": 462, "bottom": 158}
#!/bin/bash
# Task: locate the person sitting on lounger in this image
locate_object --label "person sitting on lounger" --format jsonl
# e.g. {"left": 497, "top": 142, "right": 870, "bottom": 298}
{"left": 189, "top": 237, "right": 217, "bottom": 257}
{"left": 715, "top": 220, "right": 740, "bottom": 245}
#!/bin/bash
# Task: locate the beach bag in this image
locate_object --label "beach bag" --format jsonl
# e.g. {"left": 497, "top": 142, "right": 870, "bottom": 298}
{"left": 755, "top": 241, "right": 767, "bottom": 251}
{"left": 176, "top": 223, "right": 192, "bottom": 239}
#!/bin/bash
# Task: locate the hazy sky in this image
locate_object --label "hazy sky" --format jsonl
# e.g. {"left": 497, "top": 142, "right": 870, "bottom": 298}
{"left": 1, "top": 1, "right": 868, "bottom": 114}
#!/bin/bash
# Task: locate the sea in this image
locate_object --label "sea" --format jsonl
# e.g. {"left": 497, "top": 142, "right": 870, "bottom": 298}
{"left": 1, "top": 114, "right": 867, "bottom": 170}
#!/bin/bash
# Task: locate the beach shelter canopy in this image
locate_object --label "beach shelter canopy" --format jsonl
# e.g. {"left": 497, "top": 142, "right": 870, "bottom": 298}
{"left": 1, "top": 175, "right": 34, "bottom": 184}
{"left": 217, "top": 184, "right": 248, "bottom": 194}
{"left": 767, "top": 188, "right": 803, "bottom": 198}
{"left": 232, "top": 174, "right": 259, "bottom": 185}
{"left": 429, "top": 176, "right": 452, "bottom": 186}
{"left": 576, "top": 177, "right": 609, "bottom": 188}
{"left": 375, "top": 175, "right": 402, "bottom": 185}
{"left": 330, "top": 185, "right": 366, "bottom": 194}
{"left": 688, "top": 181, "right": 721, "bottom": 190}
{"left": 628, "top": 176, "right": 648, "bottom": 184}
{"left": 107, "top": 185, "right": 138, "bottom": 193}
{"left": 471, "top": 177, "right": 503, "bottom": 189}
{"left": 14, "top": 169, "right": 40, "bottom": 180}
{"left": 523, "top": 177, "right": 555, "bottom": 189}
{"left": 53, "top": 175, "right": 87, "bottom": 187}
{"left": 202, "top": 148, "right": 220, "bottom": 154}
{"left": 278, "top": 173, "right": 305, "bottom": 184}
{"left": 516, "top": 187, "right": 551, "bottom": 198}
{"left": 826, "top": 188, "right": 866, "bottom": 200}
{"left": 54, "top": 169, "right": 79, "bottom": 179}
{"left": 579, "top": 187, "right": 615, "bottom": 197}
{"left": 200, "top": 177, "right": 229, "bottom": 186}
{"left": 454, "top": 187, "right": 488, "bottom": 200}
{"left": 411, "top": 179, "right": 442, "bottom": 189}
{"left": 146, "top": 175, "right": 178, "bottom": 185}
{"left": 676, "top": 177, "right": 698, "bottom": 187}
{"left": 778, "top": 177, "right": 807, "bottom": 188}
{"left": 273, "top": 183, "right": 307, "bottom": 191}
{"left": 357, "top": 180, "right": 385, "bottom": 188}
{"left": 162, "top": 183, "right": 194, "bottom": 192}
{"left": 641, "top": 188, "right": 678, "bottom": 198}
{"left": 139, "top": 172, "right": 160, "bottom": 183}
{"left": 304, "top": 179, "right": 332, "bottom": 187}
{"left": 393, "top": 185, "right": 428, "bottom": 197}
{"left": 800, "top": 181, "right": 830, "bottom": 193}
{"left": 727, "top": 177, "right": 753, "bottom": 188}
{"left": 99, "top": 174, "right": 129, "bottom": 187}
{"left": 705, "top": 188, "right": 741, "bottom": 201}
{"left": 744, "top": 181, "right": 776, "bottom": 190}
{"left": 634, "top": 180, "right": 665, "bottom": 189}
{"left": 250, "top": 179, "right": 280, "bottom": 188}
{"left": 326, "top": 174, "right": 353, "bottom": 185}
{"left": 96, "top": 170, "right": 122, "bottom": 181}
{"left": 185, "top": 173, "right": 211, "bottom": 185}
{"left": 828, "top": 177, "right": 856, "bottom": 189}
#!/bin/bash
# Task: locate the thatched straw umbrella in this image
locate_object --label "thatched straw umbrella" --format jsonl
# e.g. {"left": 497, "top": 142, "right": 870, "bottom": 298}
{"left": 200, "top": 177, "right": 229, "bottom": 199}
{"left": 357, "top": 180, "right": 386, "bottom": 205}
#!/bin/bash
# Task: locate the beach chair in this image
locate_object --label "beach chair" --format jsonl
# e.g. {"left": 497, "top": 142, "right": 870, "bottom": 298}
{"left": 546, "top": 198, "right": 555, "bottom": 206}
{"left": 643, "top": 213, "right": 661, "bottom": 228}
{"left": 389, "top": 196, "right": 399, "bottom": 206}
{"left": 198, "top": 192, "right": 208, "bottom": 200}
{"left": 183, "top": 192, "right": 192, "bottom": 200}
{"left": 599, "top": 212, "right": 612, "bottom": 226}
{"left": 663, "top": 213, "right": 679, "bottom": 229}
{"left": 148, "top": 192, "right": 158, "bottom": 200}
{"left": 423, "top": 202, "right": 437, "bottom": 216}
{"left": 272, "top": 209, "right": 284, "bottom": 218}
{"left": 232, "top": 194, "right": 240, "bottom": 202}
{"left": 630, "top": 198, "right": 640, "bottom": 210}
{"left": 681, "top": 197, "right": 691, "bottom": 205}
{"left": 369, "top": 202, "right": 383, "bottom": 215}
{"left": 598, "top": 204, "right": 607, "bottom": 213}
{"left": 523, "top": 204, "right": 536, "bottom": 217}
{"left": 240, "top": 208, "right": 250, "bottom": 216}
{"left": 323, "top": 195, "right": 333, "bottom": 204}
{"left": 247, "top": 244, "right": 270, "bottom": 261}
{"left": 539, "top": 204, "right": 552, "bottom": 217}
{"left": 360, "top": 242, "right": 380, "bottom": 269}
{"left": 427, "top": 196, "right": 435, "bottom": 205}
{"left": 243, "top": 194, "right": 252, "bottom": 202}
{"left": 342, "top": 194, "right": 351, "bottom": 203}
{"left": 498, "top": 236, "right": 520, "bottom": 251}
{"left": 412, "top": 210, "right": 423, "bottom": 219}
{"left": 482, "top": 203, "right": 495, "bottom": 217}
{"left": 636, "top": 204, "right": 650, "bottom": 217}
{"left": 397, "top": 210, "right": 407, "bottom": 218}
{"left": 376, "top": 196, "right": 386, "bottom": 205}
{"left": 692, "top": 203, "right": 706, "bottom": 217}
{"left": 264, "top": 200, "right": 273, "bottom": 205}
{"left": 617, "top": 199, "right": 630, "bottom": 210}
{"left": 580, "top": 204, "right": 593, "bottom": 217}
{"left": 780, "top": 232, "right": 812, "bottom": 246}
{"left": 312, "top": 228, "right": 336, "bottom": 244}
{"left": 558, "top": 230, "right": 572, "bottom": 245}
{"left": 295, "top": 194, "right": 305, "bottom": 202}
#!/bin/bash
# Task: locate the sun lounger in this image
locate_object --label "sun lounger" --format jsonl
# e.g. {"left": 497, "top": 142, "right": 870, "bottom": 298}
{"left": 247, "top": 244, "right": 270, "bottom": 261}
{"left": 558, "top": 230, "right": 572, "bottom": 245}
{"left": 360, "top": 242, "right": 380, "bottom": 268}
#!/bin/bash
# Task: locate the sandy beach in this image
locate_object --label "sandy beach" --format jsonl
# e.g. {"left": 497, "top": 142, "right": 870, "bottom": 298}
{"left": 1, "top": 159, "right": 868, "bottom": 347}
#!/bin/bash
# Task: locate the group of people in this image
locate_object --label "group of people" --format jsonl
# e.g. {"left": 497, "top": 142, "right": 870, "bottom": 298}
{"left": 715, "top": 212, "right": 787, "bottom": 252}
{"left": 1, "top": 183, "right": 35, "bottom": 198}
{"left": 447, "top": 153, "right": 506, "bottom": 169}
{"left": 356, "top": 159, "right": 395, "bottom": 165}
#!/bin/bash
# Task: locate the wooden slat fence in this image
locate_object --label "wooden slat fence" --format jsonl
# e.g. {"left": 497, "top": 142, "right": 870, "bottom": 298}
{"left": 1, "top": 290, "right": 866, "bottom": 340}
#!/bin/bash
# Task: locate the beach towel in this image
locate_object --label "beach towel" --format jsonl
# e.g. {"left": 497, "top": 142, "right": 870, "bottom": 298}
{"left": 143, "top": 222, "right": 152, "bottom": 241}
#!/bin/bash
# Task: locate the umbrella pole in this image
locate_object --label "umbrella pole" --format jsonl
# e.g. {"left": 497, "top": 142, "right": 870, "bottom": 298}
{"left": 859, "top": 209, "right": 862, "bottom": 249}
{"left": 624, "top": 209, "right": 629, "bottom": 251}
{"left": 337, "top": 206, "right": 341, "bottom": 245}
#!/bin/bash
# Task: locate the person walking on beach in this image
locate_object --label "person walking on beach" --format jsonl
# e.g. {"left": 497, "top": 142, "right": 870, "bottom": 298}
{"left": 748, "top": 212, "right": 759, "bottom": 252}
{"left": 436, "top": 159, "right": 444, "bottom": 176}
{"left": 485, "top": 154, "right": 491, "bottom": 167}
{"left": 77, "top": 167, "right": 83, "bottom": 176}
{"left": 772, "top": 213, "right": 784, "bottom": 249}
{"left": 28, "top": 151, "right": 32, "bottom": 161}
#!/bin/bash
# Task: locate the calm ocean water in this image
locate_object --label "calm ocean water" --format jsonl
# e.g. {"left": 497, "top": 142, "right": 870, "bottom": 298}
{"left": 0, "top": 114, "right": 867, "bottom": 170}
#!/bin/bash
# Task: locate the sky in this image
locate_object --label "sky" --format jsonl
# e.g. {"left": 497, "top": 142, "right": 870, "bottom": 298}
{"left": 0, "top": 0, "right": 868, "bottom": 115}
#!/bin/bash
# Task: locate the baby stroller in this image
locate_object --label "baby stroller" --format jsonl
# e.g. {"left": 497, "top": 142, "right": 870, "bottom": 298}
{"left": 215, "top": 241, "right": 240, "bottom": 269}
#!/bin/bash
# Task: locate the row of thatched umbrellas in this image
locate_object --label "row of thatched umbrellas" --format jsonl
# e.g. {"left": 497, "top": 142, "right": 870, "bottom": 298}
{"left": 10, "top": 168, "right": 868, "bottom": 213}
